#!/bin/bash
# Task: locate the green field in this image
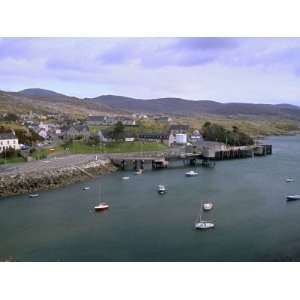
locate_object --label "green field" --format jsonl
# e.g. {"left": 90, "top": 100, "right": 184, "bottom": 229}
{"left": 0, "top": 156, "right": 25, "bottom": 165}
{"left": 61, "top": 141, "right": 167, "bottom": 154}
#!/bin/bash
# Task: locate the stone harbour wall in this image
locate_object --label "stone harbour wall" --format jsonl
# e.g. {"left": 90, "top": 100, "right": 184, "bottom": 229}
{"left": 0, "top": 159, "right": 117, "bottom": 198}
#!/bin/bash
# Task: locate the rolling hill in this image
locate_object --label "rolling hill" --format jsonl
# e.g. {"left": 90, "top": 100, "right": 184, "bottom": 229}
{"left": 1, "top": 88, "right": 300, "bottom": 122}
{"left": 0, "top": 89, "right": 114, "bottom": 117}
{"left": 88, "top": 94, "right": 300, "bottom": 120}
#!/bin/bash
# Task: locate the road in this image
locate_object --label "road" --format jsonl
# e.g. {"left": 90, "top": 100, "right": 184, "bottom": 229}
{"left": 0, "top": 153, "right": 106, "bottom": 176}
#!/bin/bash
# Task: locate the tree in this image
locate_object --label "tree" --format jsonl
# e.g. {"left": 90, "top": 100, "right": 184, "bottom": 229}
{"left": 203, "top": 121, "right": 211, "bottom": 128}
{"left": 202, "top": 122, "right": 254, "bottom": 146}
{"left": 112, "top": 121, "right": 125, "bottom": 140}
{"left": 3, "top": 113, "right": 19, "bottom": 122}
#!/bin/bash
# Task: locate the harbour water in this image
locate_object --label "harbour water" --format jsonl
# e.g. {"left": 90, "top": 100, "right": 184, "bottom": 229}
{"left": 1, "top": 135, "right": 300, "bottom": 261}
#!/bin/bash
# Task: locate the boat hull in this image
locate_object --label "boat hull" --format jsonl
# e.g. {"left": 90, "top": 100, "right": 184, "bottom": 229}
{"left": 29, "top": 194, "right": 39, "bottom": 198}
{"left": 94, "top": 206, "right": 109, "bottom": 211}
{"left": 158, "top": 190, "right": 167, "bottom": 194}
{"left": 286, "top": 196, "right": 300, "bottom": 201}
{"left": 195, "top": 222, "right": 215, "bottom": 230}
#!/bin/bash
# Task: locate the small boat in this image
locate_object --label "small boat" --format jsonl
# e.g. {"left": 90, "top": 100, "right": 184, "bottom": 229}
{"left": 94, "top": 202, "right": 109, "bottom": 211}
{"left": 185, "top": 170, "right": 198, "bottom": 177}
{"left": 29, "top": 194, "right": 39, "bottom": 198}
{"left": 195, "top": 205, "right": 215, "bottom": 230}
{"left": 83, "top": 186, "right": 90, "bottom": 190}
{"left": 203, "top": 202, "right": 214, "bottom": 211}
{"left": 157, "top": 184, "right": 167, "bottom": 194}
{"left": 286, "top": 195, "right": 300, "bottom": 201}
{"left": 94, "top": 182, "right": 109, "bottom": 211}
{"left": 195, "top": 222, "right": 215, "bottom": 230}
{"left": 135, "top": 169, "right": 143, "bottom": 175}
{"left": 286, "top": 178, "right": 294, "bottom": 183}
{"left": 122, "top": 176, "right": 130, "bottom": 180}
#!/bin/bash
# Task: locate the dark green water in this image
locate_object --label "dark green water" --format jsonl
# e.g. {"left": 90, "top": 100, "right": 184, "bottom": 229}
{"left": 1, "top": 136, "right": 300, "bottom": 261}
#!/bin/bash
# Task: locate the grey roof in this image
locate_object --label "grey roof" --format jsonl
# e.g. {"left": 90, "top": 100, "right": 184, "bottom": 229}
{"left": 169, "top": 124, "right": 189, "bottom": 130}
{"left": 63, "top": 124, "right": 89, "bottom": 132}
{"left": 88, "top": 115, "right": 106, "bottom": 121}
{"left": 0, "top": 132, "right": 17, "bottom": 140}
{"left": 73, "top": 124, "right": 90, "bottom": 132}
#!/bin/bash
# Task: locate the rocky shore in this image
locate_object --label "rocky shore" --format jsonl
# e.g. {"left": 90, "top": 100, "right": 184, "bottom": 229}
{"left": 0, "top": 157, "right": 117, "bottom": 198}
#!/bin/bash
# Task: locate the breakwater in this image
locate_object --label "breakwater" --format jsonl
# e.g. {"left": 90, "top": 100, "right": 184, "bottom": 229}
{"left": 0, "top": 157, "right": 116, "bottom": 198}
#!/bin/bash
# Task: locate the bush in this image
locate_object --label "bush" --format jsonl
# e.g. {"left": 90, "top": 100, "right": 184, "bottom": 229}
{"left": 202, "top": 123, "right": 254, "bottom": 146}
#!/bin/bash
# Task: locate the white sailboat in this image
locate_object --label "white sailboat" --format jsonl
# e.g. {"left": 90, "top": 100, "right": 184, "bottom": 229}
{"left": 157, "top": 184, "right": 167, "bottom": 194}
{"left": 185, "top": 170, "right": 198, "bottom": 177}
{"left": 286, "top": 178, "right": 294, "bottom": 183}
{"left": 94, "top": 180, "right": 109, "bottom": 212}
{"left": 134, "top": 141, "right": 144, "bottom": 175}
{"left": 194, "top": 205, "right": 215, "bottom": 230}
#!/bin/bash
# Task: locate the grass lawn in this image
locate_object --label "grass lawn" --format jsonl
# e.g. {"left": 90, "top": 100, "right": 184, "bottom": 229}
{"left": 0, "top": 156, "right": 25, "bottom": 165}
{"left": 62, "top": 141, "right": 168, "bottom": 154}
{"left": 31, "top": 149, "right": 49, "bottom": 160}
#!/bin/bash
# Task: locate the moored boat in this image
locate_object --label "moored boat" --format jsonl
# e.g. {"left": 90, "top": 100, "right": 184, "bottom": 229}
{"left": 83, "top": 186, "right": 90, "bottom": 190}
{"left": 135, "top": 169, "right": 143, "bottom": 175}
{"left": 94, "top": 202, "right": 109, "bottom": 211}
{"left": 203, "top": 202, "right": 214, "bottom": 211}
{"left": 286, "top": 195, "right": 300, "bottom": 201}
{"left": 185, "top": 170, "right": 198, "bottom": 177}
{"left": 157, "top": 184, "right": 167, "bottom": 194}
{"left": 29, "top": 194, "right": 39, "bottom": 198}
{"left": 122, "top": 176, "right": 130, "bottom": 180}
{"left": 286, "top": 178, "right": 294, "bottom": 183}
{"left": 195, "top": 222, "right": 215, "bottom": 230}
{"left": 195, "top": 204, "right": 215, "bottom": 230}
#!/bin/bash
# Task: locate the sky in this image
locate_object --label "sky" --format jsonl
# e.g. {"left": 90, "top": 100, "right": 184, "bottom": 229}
{"left": 1, "top": 37, "right": 300, "bottom": 104}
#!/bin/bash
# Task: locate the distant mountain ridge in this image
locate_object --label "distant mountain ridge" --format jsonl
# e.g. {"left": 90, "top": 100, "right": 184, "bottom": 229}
{"left": 1, "top": 88, "right": 300, "bottom": 121}
{"left": 87, "top": 94, "right": 300, "bottom": 120}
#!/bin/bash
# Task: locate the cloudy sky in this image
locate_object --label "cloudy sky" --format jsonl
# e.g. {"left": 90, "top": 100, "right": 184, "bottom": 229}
{"left": 1, "top": 37, "right": 300, "bottom": 104}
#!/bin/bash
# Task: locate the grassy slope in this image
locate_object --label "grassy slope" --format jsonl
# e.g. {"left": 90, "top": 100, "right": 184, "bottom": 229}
{"left": 60, "top": 141, "right": 167, "bottom": 154}
{"left": 176, "top": 116, "right": 300, "bottom": 137}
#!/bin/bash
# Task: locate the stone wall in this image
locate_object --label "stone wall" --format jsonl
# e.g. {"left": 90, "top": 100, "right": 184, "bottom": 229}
{"left": 0, "top": 159, "right": 117, "bottom": 198}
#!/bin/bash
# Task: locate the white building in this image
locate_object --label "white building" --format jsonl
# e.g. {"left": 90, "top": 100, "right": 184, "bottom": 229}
{"left": 175, "top": 133, "right": 187, "bottom": 144}
{"left": 38, "top": 129, "right": 48, "bottom": 139}
{"left": 0, "top": 133, "right": 20, "bottom": 153}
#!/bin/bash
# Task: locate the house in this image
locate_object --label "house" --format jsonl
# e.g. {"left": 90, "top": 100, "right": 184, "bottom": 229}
{"left": 0, "top": 132, "right": 20, "bottom": 153}
{"left": 155, "top": 116, "right": 172, "bottom": 123}
{"left": 118, "top": 117, "right": 136, "bottom": 126}
{"left": 38, "top": 129, "right": 48, "bottom": 139}
{"left": 139, "top": 132, "right": 169, "bottom": 143}
{"left": 87, "top": 115, "right": 117, "bottom": 126}
{"left": 190, "top": 129, "right": 203, "bottom": 143}
{"left": 169, "top": 124, "right": 189, "bottom": 135}
{"left": 62, "top": 124, "right": 91, "bottom": 140}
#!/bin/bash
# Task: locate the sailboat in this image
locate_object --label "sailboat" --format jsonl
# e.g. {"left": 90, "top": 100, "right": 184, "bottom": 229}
{"left": 134, "top": 141, "right": 144, "bottom": 175}
{"left": 194, "top": 204, "right": 215, "bottom": 230}
{"left": 94, "top": 180, "right": 109, "bottom": 212}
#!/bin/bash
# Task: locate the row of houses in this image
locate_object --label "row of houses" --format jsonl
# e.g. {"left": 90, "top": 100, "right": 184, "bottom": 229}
{"left": 87, "top": 115, "right": 136, "bottom": 126}
{"left": 87, "top": 114, "right": 174, "bottom": 126}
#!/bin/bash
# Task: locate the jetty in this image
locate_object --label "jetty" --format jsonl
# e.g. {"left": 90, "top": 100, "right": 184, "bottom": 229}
{"left": 108, "top": 143, "right": 272, "bottom": 170}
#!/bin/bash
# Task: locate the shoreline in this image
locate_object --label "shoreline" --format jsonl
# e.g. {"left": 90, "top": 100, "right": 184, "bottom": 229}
{"left": 0, "top": 155, "right": 117, "bottom": 198}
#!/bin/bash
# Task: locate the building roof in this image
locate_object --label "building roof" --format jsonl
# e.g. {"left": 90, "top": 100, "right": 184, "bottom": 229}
{"left": 169, "top": 124, "right": 189, "bottom": 131}
{"left": 0, "top": 132, "right": 17, "bottom": 140}
{"left": 63, "top": 124, "right": 90, "bottom": 132}
{"left": 87, "top": 115, "right": 106, "bottom": 122}
{"left": 139, "top": 132, "right": 169, "bottom": 139}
